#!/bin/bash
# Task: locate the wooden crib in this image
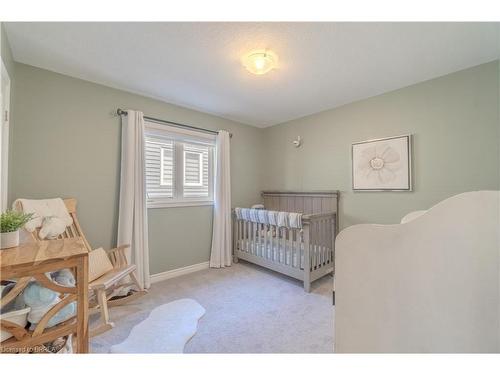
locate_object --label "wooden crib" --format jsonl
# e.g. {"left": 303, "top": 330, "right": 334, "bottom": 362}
{"left": 233, "top": 191, "right": 339, "bottom": 292}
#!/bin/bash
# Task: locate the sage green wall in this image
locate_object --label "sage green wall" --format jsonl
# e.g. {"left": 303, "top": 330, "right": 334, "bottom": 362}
{"left": 262, "top": 61, "right": 500, "bottom": 229}
{"left": 10, "top": 63, "right": 264, "bottom": 274}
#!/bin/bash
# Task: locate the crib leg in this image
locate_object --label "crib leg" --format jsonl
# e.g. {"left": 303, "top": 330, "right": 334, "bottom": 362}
{"left": 304, "top": 280, "right": 311, "bottom": 293}
{"left": 233, "top": 254, "right": 239, "bottom": 263}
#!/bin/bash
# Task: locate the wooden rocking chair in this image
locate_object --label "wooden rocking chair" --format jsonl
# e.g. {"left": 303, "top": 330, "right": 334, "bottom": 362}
{"left": 15, "top": 198, "right": 147, "bottom": 337}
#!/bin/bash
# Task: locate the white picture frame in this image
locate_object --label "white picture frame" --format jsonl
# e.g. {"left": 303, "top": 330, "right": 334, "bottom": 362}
{"left": 352, "top": 134, "right": 412, "bottom": 191}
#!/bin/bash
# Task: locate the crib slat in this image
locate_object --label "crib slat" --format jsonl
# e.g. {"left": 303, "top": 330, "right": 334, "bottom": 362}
{"left": 324, "top": 219, "right": 328, "bottom": 264}
{"left": 263, "top": 224, "right": 268, "bottom": 260}
{"left": 252, "top": 222, "right": 256, "bottom": 255}
{"left": 331, "top": 216, "right": 336, "bottom": 267}
{"left": 269, "top": 224, "right": 273, "bottom": 260}
{"left": 239, "top": 220, "right": 243, "bottom": 252}
{"left": 246, "top": 221, "right": 250, "bottom": 252}
{"left": 317, "top": 221, "right": 321, "bottom": 268}
{"left": 321, "top": 220, "right": 325, "bottom": 266}
{"left": 280, "top": 227, "right": 284, "bottom": 265}
{"left": 296, "top": 228, "right": 299, "bottom": 268}
{"left": 276, "top": 226, "right": 281, "bottom": 263}
{"left": 324, "top": 219, "right": 328, "bottom": 265}
{"left": 286, "top": 228, "right": 289, "bottom": 265}
{"left": 316, "top": 220, "right": 321, "bottom": 268}
{"left": 316, "top": 219, "right": 323, "bottom": 268}
{"left": 293, "top": 228, "right": 297, "bottom": 267}
{"left": 255, "top": 222, "right": 258, "bottom": 256}
{"left": 235, "top": 219, "right": 239, "bottom": 252}
{"left": 233, "top": 218, "right": 238, "bottom": 257}
{"left": 318, "top": 220, "right": 321, "bottom": 267}
{"left": 249, "top": 221, "right": 252, "bottom": 254}
{"left": 259, "top": 223, "right": 263, "bottom": 257}
{"left": 289, "top": 228, "right": 294, "bottom": 267}
{"left": 278, "top": 227, "right": 283, "bottom": 264}
{"left": 249, "top": 221, "right": 252, "bottom": 253}
{"left": 325, "top": 218, "right": 328, "bottom": 265}
{"left": 312, "top": 221, "right": 317, "bottom": 269}
{"left": 242, "top": 220, "right": 246, "bottom": 252}
{"left": 320, "top": 220, "right": 325, "bottom": 266}
{"left": 320, "top": 220, "right": 324, "bottom": 267}
{"left": 257, "top": 222, "right": 261, "bottom": 256}
{"left": 328, "top": 218, "right": 332, "bottom": 264}
{"left": 256, "top": 222, "right": 260, "bottom": 257}
{"left": 272, "top": 225, "right": 276, "bottom": 261}
{"left": 247, "top": 220, "right": 250, "bottom": 253}
{"left": 284, "top": 228, "right": 288, "bottom": 266}
{"left": 258, "top": 222, "right": 262, "bottom": 257}
{"left": 275, "top": 225, "right": 279, "bottom": 263}
{"left": 269, "top": 225, "right": 278, "bottom": 261}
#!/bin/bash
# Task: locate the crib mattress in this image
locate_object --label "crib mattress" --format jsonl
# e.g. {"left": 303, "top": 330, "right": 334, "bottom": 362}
{"left": 238, "top": 240, "right": 303, "bottom": 267}
{"left": 237, "top": 239, "right": 308, "bottom": 268}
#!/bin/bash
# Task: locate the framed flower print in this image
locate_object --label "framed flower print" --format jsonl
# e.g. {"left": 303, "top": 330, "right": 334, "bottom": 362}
{"left": 352, "top": 134, "right": 412, "bottom": 191}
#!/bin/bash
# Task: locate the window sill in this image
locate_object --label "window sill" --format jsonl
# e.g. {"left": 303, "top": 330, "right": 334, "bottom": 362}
{"left": 147, "top": 200, "right": 214, "bottom": 209}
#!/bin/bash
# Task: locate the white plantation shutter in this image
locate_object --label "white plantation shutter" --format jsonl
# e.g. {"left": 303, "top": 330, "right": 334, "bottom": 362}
{"left": 160, "top": 146, "right": 174, "bottom": 186}
{"left": 183, "top": 143, "right": 210, "bottom": 198}
{"left": 144, "top": 121, "right": 215, "bottom": 207}
{"left": 145, "top": 137, "right": 174, "bottom": 200}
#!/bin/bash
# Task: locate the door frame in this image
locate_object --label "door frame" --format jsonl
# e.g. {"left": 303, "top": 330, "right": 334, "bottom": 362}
{"left": 1, "top": 58, "right": 11, "bottom": 212}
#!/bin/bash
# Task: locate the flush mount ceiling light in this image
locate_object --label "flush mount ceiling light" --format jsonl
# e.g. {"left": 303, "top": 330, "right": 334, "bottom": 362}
{"left": 242, "top": 50, "right": 278, "bottom": 75}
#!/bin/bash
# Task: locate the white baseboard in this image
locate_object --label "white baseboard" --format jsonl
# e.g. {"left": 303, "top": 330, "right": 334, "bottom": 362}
{"left": 150, "top": 261, "right": 210, "bottom": 284}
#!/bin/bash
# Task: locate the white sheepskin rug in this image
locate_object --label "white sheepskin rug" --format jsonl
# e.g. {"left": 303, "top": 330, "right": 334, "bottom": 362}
{"left": 109, "top": 299, "right": 205, "bottom": 353}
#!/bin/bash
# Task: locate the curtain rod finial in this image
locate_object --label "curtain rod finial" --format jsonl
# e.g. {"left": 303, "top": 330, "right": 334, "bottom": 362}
{"left": 117, "top": 108, "right": 127, "bottom": 116}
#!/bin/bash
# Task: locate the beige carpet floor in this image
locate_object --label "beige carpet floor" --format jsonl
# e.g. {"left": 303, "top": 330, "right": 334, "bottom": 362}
{"left": 90, "top": 261, "right": 335, "bottom": 353}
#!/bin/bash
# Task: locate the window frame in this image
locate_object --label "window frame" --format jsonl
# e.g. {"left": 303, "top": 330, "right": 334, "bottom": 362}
{"left": 145, "top": 120, "right": 216, "bottom": 209}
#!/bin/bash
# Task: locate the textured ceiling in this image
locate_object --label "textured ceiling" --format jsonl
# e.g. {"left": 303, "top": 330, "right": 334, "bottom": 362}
{"left": 4, "top": 22, "right": 500, "bottom": 127}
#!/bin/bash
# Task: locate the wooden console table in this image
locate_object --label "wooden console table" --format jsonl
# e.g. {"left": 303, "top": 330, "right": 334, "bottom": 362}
{"left": 0, "top": 237, "right": 89, "bottom": 353}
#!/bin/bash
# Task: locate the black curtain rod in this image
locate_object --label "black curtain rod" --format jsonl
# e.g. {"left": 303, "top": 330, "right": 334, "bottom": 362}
{"left": 117, "top": 109, "right": 232, "bottom": 138}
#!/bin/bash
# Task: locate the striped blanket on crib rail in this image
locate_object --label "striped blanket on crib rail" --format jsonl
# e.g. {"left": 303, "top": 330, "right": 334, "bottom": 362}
{"left": 234, "top": 208, "right": 302, "bottom": 229}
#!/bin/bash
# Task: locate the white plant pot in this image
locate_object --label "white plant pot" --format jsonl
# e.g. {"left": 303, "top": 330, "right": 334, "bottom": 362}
{"left": 1, "top": 230, "right": 20, "bottom": 249}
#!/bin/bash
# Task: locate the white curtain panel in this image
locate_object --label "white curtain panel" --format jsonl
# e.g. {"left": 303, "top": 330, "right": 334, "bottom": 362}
{"left": 209, "top": 130, "right": 232, "bottom": 268}
{"left": 117, "top": 110, "right": 150, "bottom": 289}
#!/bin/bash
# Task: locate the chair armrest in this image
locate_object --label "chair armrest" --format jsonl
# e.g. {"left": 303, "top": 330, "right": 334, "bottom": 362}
{"left": 106, "top": 244, "right": 130, "bottom": 267}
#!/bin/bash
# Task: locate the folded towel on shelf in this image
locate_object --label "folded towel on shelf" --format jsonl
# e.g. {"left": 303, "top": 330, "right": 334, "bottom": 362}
{"left": 13, "top": 198, "right": 73, "bottom": 239}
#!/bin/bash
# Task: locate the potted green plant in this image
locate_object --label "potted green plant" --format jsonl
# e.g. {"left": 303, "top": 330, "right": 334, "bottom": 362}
{"left": 0, "top": 210, "right": 34, "bottom": 249}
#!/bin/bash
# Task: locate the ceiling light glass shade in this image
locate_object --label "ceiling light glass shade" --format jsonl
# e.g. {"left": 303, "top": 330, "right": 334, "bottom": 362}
{"left": 242, "top": 50, "right": 278, "bottom": 75}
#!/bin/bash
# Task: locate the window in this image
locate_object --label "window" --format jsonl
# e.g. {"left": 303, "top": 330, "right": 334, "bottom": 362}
{"left": 145, "top": 121, "right": 215, "bottom": 208}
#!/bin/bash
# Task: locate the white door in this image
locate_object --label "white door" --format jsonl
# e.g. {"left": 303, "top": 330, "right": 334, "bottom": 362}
{"left": 0, "top": 59, "right": 11, "bottom": 212}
